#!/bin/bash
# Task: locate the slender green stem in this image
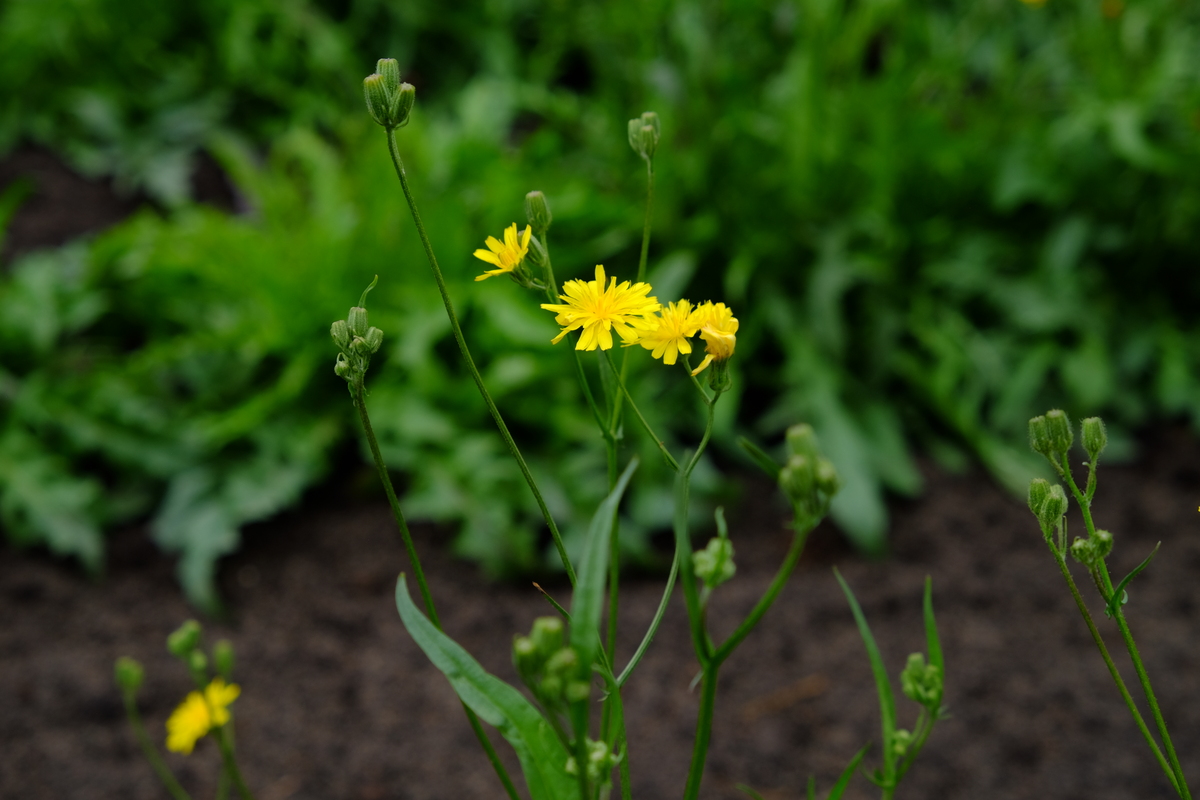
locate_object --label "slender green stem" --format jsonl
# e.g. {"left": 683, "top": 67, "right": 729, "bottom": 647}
{"left": 385, "top": 128, "right": 575, "bottom": 586}
{"left": 120, "top": 693, "right": 192, "bottom": 800}
{"left": 1051, "top": 551, "right": 1177, "bottom": 792}
{"left": 682, "top": 662, "right": 718, "bottom": 800}
{"left": 353, "top": 381, "right": 439, "bottom": 624}
{"left": 617, "top": 547, "right": 679, "bottom": 686}
{"left": 353, "top": 381, "right": 522, "bottom": 800}
{"left": 895, "top": 710, "right": 932, "bottom": 784}
{"left": 637, "top": 160, "right": 654, "bottom": 283}
{"left": 599, "top": 349, "right": 680, "bottom": 472}
{"left": 1059, "top": 456, "right": 1190, "bottom": 797}
{"left": 211, "top": 727, "right": 256, "bottom": 800}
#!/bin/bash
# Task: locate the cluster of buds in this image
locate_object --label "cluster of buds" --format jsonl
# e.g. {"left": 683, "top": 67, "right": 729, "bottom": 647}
{"left": 363, "top": 58, "right": 416, "bottom": 129}
{"left": 899, "top": 652, "right": 943, "bottom": 710}
{"left": 1027, "top": 478, "right": 1068, "bottom": 541}
{"left": 692, "top": 535, "right": 735, "bottom": 591}
{"left": 1027, "top": 411, "right": 1112, "bottom": 560}
{"left": 627, "top": 111, "right": 661, "bottom": 162}
{"left": 1070, "top": 528, "right": 1114, "bottom": 568}
{"left": 1028, "top": 409, "right": 1074, "bottom": 465}
{"left": 565, "top": 738, "right": 620, "bottom": 782}
{"left": 331, "top": 278, "right": 385, "bottom": 387}
{"left": 512, "top": 617, "right": 591, "bottom": 711}
{"left": 778, "top": 424, "right": 840, "bottom": 520}
{"left": 167, "top": 619, "right": 235, "bottom": 681}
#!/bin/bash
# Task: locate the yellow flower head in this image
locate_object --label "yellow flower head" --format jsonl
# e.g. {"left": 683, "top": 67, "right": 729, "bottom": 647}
{"left": 689, "top": 302, "right": 739, "bottom": 376}
{"left": 473, "top": 223, "right": 532, "bottom": 281}
{"left": 165, "top": 678, "right": 241, "bottom": 755}
{"left": 634, "top": 300, "right": 701, "bottom": 365}
{"left": 540, "top": 265, "right": 660, "bottom": 350}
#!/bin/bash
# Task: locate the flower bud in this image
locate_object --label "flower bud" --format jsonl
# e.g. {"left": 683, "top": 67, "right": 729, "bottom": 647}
{"left": 892, "top": 728, "right": 913, "bottom": 758}
{"left": 114, "top": 657, "right": 145, "bottom": 693}
{"left": 392, "top": 82, "right": 416, "bottom": 128}
{"left": 1092, "top": 529, "right": 1113, "bottom": 560}
{"left": 899, "top": 652, "right": 942, "bottom": 708}
{"left": 627, "top": 111, "right": 661, "bottom": 160}
{"left": 188, "top": 649, "right": 208, "bottom": 675}
{"left": 544, "top": 647, "right": 579, "bottom": 677}
{"left": 530, "top": 616, "right": 564, "bottom": 656}
{"left": 525, "top": 190, "right": 552, "bottom": 235}
{"left": 364, "top": 326, "right": 384, "bottom": 354}
{"left": 785, "top": 424, "right": 820, "bottom": 459}
{"left": 330, "top": 319, "right": 350, "bottom": 349}
{"left": 376, "top": 58, "right": 401, "bottom": 93}
{"left": 363, "top": 74, "right": 392, "bottom": 128}
{"left": 692, "top": 537, "right": 736, "bottom": 590}
{"left": 525, "top": 234, "right": 549, "bottom": 270}
{"left": 1028, "top": 415, "right": 1051, "bottom": 456}
{"left": 167, "top": 620, "right": 202, "bottom": 658}
{"left": 779, "top": 454, "right": 814, "bottom": 504}
{"left": 1082, "top": 417, "right": 1107, "bottom": 461}
{"left": 1070, "top": 537, "right": 1094, "bottom": 566}
{"left": 814, "top": 458, "right": 841, "bottom": 497}
{"left": 213, "top": 640, "right": 235, "bottom": 679}
{"left": 705, "top": 358, "right": 732, "bottom": 394}
{"left": 1027, "top": 478, "right": 1051, "bottom": 516}
{"left": 565, "top": 680, "right": 591, "bottom": 703}
{"left": 347, "top": 306, "right": 369, "bottom": 337}
{"left": 334, "top": 354, "right": 352, "bottom": 379}
{"left": 1045, "top": 409, "right": 1073, "bottom": 454}
{"left": 513, "top": 635, "right": 539, "bottom": 683}
{"left": 1037, "top": 484, "right": 1068, "bottom": 530}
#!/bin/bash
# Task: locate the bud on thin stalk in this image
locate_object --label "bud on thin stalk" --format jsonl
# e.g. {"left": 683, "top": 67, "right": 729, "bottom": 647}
{"left": 525, "top": 190, "right": 552, "bottom": 235}
{"left": 1082, "top": 417, "right": 1107, "bottom": 461}
{"left": 1045, "top": 409, "right": 1073, "bottom": 454}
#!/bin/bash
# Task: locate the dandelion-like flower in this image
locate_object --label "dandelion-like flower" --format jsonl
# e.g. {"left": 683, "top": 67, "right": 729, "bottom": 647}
{"left": 634, "top": 300, "right": 700, "bottom": 365}
{"left": 473, "top": 223, "right": 532, "bottom": 281}
{"left": 540, "top": 265, "right": 660, "bottom": 350}
{"left": 165, "top": 678, "right": 241, "bottom": 755}
{"left": 689, "top": 302, "right": 739, "bottom": 376}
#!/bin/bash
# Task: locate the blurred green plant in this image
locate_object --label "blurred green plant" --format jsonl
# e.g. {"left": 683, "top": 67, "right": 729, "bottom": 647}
{"left": 4, "top": 0, "right": 1200, "bottom": 601}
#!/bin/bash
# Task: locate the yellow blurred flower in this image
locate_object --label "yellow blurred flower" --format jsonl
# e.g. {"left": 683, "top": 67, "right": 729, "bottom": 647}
{"left": 165, "top": 678, "right": 241, "bottom": 755}
{"left": 473, "top": 223, "right": 532, "bottom": 281}
{"left": 689, "top": 302, "right": 739, "bottom": 376}
{"left": 540, "top": 265, "right": 660, "bottom": 350}
{"left": 634, "top": 300, "right": 701, "bottom": 365}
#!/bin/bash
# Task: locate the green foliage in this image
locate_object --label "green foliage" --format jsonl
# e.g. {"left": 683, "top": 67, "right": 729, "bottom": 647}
{"left": 5, "top": 0, "right": 1200, "bottom": 595}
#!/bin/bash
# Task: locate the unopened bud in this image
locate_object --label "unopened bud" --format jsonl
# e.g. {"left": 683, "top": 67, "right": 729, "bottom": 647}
{"left": 692, "top": 537, "right": 735, "bottom": 590}
{"left": 1045, "top": 409, "right": 1073, "bottom": 454}
{"left": 530, "top": 616, "right": 564, "bottom": 656}
{"left": 213, "top": 640, "right": 235, "bottom": 679}
{"left": 565, "top": 680, "right": 591, "bottom": 703}
{"left": 330, "top": 319, "right": 350, "bottom": 349}
{"left": 1037, "top": 484, "right": 1068, "bottom": 530}
{"left": 1070, "top": 537, "right": 1094, "bottom": 566}
{"left": 392, "top": 82, "right": 416, "bottom": 128}
{"left": 779, "top": 454, "right": 814, "bottom": 503}
{"left": 1028, "top": 478, "right": 1051, "bottom": 516}
{"left": 1092, "top": 529, "right": 1113, "bottom": 560}
{"left": 892, "top": 728, "right": 913, "bottom": 758}
{"left": 899, "top": 652, "right": 942, "bottom": 708}
{"left": 376, "top": 59, "right": 401, "bottom": 92}
{"left": 706, "top": 358, "right": 732, "bottom": 394}
{"left": 1029, "top": 415, "right": 1051, "bottom": 456}
{"left": 513, "top": 636, "right": 539, "bottom": 682}
{"left": 347, "top": 307, "right": 369, "bottom": 337}
{"left": 167, "top": 620, "right": 202, "bottom": 658}
{"left": 544, "top": 647, "right": 579, "bottom": 677}
{"left": 627, "top": 111, "right": 661, "bottom": 160}
{"left": 364, "top": 327, "right": 384, "bottom": 354}
{"left": 188, "top": 649, "right": 208, "bottom": 675}
{"left": 1082, "top": 417, "right": 1107, "bottom": 461}
{"left": 785, "top": 424, "right": 820, "bottom": 459}
{"left": 334, "top": 354, "right": 351, "bottom": 379}
{"left": 525, "top": 190, "right": 552, "bottom": 235}
{"left": 525, "top": 234, "right": 549, "bottom": 270}
{"left": 363, "top": 74, "right": 392, "bottom": 128}
{"left": 114, "top": 657, "right": 145, "bottom": 693}
{"left": 814, "top": 458, "right": 840, "bottom": 497}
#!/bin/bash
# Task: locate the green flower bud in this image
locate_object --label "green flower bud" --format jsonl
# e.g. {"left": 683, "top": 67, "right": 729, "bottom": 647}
{"left": 1070, "top": 537, "right": 1094, "bottom": 566}
{"left": 513, "top": 635, "right": 539, "bottom": 684}
{"left": 892, "top": 728, "right": 913, "bottom": 758}
{"left": 347, "top": 306, "right": 369, "bottom": 337}
{"left": 1027, "top": 478, "right": 1051, "bottom": 517}
{"left": 334, "top": 354, "right": 352, "bottom": 380}
{"left": 525, "top": 234, "right": 549, "bottom": 270}
{"left": 364, "top": 326, "right": 384, "bottom": 354}
{"left": 1092, "top": 529, "right": 1113, "bottom": 560}
{"left": 1029, "top": 415, "right": 1051, "bottom": 456}
{"left": 525, "top": 190, "right": 552, "bottom": 235}
{"left": 1037, "top": 484, "right": 1068, "bottom": 530}
{"left": 188, "top": 649, "right": 208, "bottom": 675}
{"left": 538, "top": 675, "right": 563, "bottom": 699}
{"left": 627, "top": 111, "right": 661, "bottom": 160}
{"left": 213, "top": 640, "right": 235, "bottom": 679}
{"left": 114, "top": 657, "right": 145, "bottom": 693}
{"left": 706, "top": 358, "right": 732, "bottom": 394}
{"left": 814, "top": 458, "right": 841, "bottom": 497}
{"left": 1082, "top": 417, "right": 1107, "bottom": 461}
{"left": 1045, "top": 409, "right": 1073, "bottom": 454}
{"left": 530, "top": 616, "right": 564, "bottom": 656}
{"left": 330, "top": 319, "right": 350, "bottom": 349}
{"left": 544, "top": 647, "right": 579, "bottom": 677}
{"left": 167, "top": 620, "right": 202, "bottom": 658}
{"left": 899, "top": 652, "right": 942, "bottom": 708}
{"left": 566, "top": 740, "right": 618, "bottom": 781}
{"left": 565, "top": 680, "right": 591, "bottom": 703}
{"left": 779, "top": 454, "right": 814, "bottom": 504}
{"left": 785, "top": 424, "right": 820, "bottom": 459}
{"left": 363, "top": 74, "right": 392, "bottom": 128}
{"left": 692, "top": 537, "right": 736, "bottom": 590}
{"left": 376, "top": 58, "right": 401, "bottom": 93}
{"left": 392, "top": 82, "right": 416, "bottom": 128}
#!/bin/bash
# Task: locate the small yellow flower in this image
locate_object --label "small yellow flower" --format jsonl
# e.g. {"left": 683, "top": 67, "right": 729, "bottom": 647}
{"left": 689, "top": 302, "right": 739, "bottom": 376}
{"left": 540, "top": 265, "right": 660, "bottom": 350}
{"left": 473, "top": 223, "right": 532, "bottom": 281}
{"left": 165, "top": 678, "right": 241, "bottom": 755}
{"left": 634, "top": 300, "right": 700, "bottom": 365}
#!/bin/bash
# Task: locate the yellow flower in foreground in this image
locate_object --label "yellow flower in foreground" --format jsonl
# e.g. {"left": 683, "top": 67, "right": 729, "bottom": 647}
{"left": 635, "top": 300, "right": 701, "bottom": 365}
{"left": 689, "top": 302, "right": 739, "bottom": 376}
{"left": 473, "top": 223, "right": 532, "bottom": 281}
{"left": 540, "top": 265, "right": 660, "bottom": 350}
{"left": 166, "top": 678, "right": 241, "bottom": 755}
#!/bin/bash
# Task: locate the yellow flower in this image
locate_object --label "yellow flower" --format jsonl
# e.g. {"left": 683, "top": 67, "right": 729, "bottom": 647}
{"left": 540, "top": 265, "right": 660, "bottom": 350}
{"left": 689, "top": 302, "right": 739, "bottom": 376}
{"left": 473, "top": 223, "right": 532, "bottom": 281}
{"left": 165, "top": 678, "right": 241, "bottom": 755}
{"left": 634, "top": 300, "right": 701, "bottom": 365}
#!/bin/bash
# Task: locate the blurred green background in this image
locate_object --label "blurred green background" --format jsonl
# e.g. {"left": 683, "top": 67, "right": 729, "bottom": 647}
{"left": 2, "top": 0, "right": 1199, "bottom": 609}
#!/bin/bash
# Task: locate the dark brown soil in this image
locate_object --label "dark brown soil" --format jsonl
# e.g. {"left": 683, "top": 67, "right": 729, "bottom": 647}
{"left": 2, "top": 430, "right": 1198, "bottom": 800}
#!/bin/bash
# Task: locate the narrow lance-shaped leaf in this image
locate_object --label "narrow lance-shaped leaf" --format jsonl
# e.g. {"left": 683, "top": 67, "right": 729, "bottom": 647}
{"left": 396, "top": 575, "right": 575, "bottom": 800}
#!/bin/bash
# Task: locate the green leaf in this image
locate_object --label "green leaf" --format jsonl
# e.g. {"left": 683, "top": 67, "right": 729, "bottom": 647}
{"left": 1106, "top": 541, "right": 1161, "bottom": 619}
{"left": 834, "top": 568, "right": 897, "bottom": 784}
{"left": 827, "top": 744, "right": 870, "bottom": 800}
{"left": 922, "top": 576, "right": 943, "bottom": 676}
{"left": 737, "top": 436, "right": 781, "bottom": 481}
{"left": 395, "top": 575, "right": 575, "bottom": 800}
{"left": 570, "top": 458, "right": 638, "bottom": 672}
